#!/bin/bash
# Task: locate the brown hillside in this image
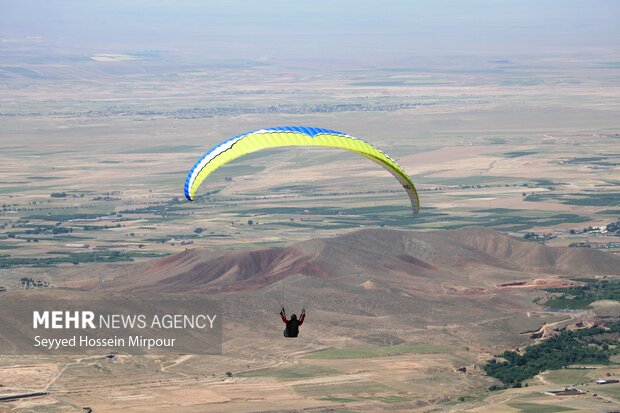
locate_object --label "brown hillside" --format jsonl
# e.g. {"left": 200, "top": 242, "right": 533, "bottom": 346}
{"left": 104, "top": 227, "right": 620, "bottom": 294}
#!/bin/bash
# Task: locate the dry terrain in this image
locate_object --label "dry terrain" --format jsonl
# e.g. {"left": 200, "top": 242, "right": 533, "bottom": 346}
{"left": 0, "top": 31, "right": 619, "bottom": 412}
{"left": 0, "top": 228, "right": 618, "bottom": 412}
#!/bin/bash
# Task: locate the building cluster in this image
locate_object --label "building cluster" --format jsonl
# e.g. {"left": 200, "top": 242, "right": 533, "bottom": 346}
{"left": 544, "top": 387, "right": 584, "bottom": 396}
{"left": 544, "top": 377, "right": 619, "bottom": 398}
{"left": 596, "top": 378, "right": 619, "bottom": 385}
{"left": 19, "top": 277, "right": 49, "bottom": 289}
{"left": 569, "top": 240, "right": 620, "bottom": 249}
{"left": 523, "top": 232, "right": 556, "bottom": 241}
{"left": 577, "top": 221, "right": 620, "bottom": 236}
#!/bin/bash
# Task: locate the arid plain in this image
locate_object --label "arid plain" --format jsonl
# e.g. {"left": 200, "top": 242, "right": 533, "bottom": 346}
{"left": 0, "top": 45, "right": 619, "bottom": 412}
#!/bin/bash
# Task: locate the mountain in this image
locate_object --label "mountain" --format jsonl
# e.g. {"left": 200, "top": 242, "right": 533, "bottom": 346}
{"left": 65, "top": 227, "right": 618, "bottom": 351}
{"left": 105, "top": 227, "right": 619, "bottom": 294}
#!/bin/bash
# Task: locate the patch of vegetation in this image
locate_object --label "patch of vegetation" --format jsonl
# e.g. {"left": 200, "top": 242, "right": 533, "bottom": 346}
{"left": 93, "top": 363, "right": 111, "bottom": 373}
{"left": 596, "top": 385, "right": 620, "bottom": 400}
{"left": 237, "top": 206, "right": 342, "bottom": 215}
{"left": 504, "top": 151, "right": 537, "bottom": 158}
{"left": 342, "top": 205, "right": 411, "bottom": 215}
{"left": 119, "top": 204, "right": 187, "bottom": 216}
{"left": 305, "top": 343, "right": 454, "bottom": 360}
{"left": 566, "top": 156, "right": 604, "bottom": 163}
{"left": 542, "top": 278, "right": 620, "bottom": 310}
{"left": 562, "top": 193, "right": 620, "bottom": 206}
{"left": 25, "top": 213, "right": 112, "bottom": 221}
{"left": 35, "top": 226, "right": 72, "bottom": 235}
{"left": 278, "top": 221, "right": 359, "bottom": 230}
{"left": 441, "top": 212, "right": 588, "bottom": 231}
{"left": 546, "top": 213, "right": 591, "bottom": 223}
{"left": 507, "top": 402, "right": 577, "bottom": 413}
{"left": 0, "top": 251, "right": 136, "bottom": 269}
{"left": 82, "top": 224, "right": 121, "bottom": 231}
{"left": 476, "top": 208, "right": 524, "bottom": 213}
{"left": 416, "top": 175, "right": 518, "bottom": 186}
{"left": 534, "top": 179, "right": 563, "bottom": 186}
{"left": 269, "top": 184, "right": 319, "bottom": 192}
{"left": 126, "top": 251, "right": 170, "bottom": 258}
{"left": 543, "top": 367, "right": 592, "bottom": 386}
{"left": 142, "top": 237, "right": 171, "bottom": 243}
{"left": 501, "top": 224, "right": 537, "bottom": 232}
{"left": 523, "top": 194, "right": 544, "bottom": 202}
{"left": 318, "top": 397, "right": 358, "bottom": 403}
{"left": 484, "top": 323, "right": 619, "bottom": 388}
{"left": 164, "top": 233, "right": 201, "bottom": 239}
{"left": 377, "top": 395, "right": 411, "bottom": 403}
{"left": 592, "top": 160, "right": 620, "bottom": 166}
{"left": 238, "top": 364, "right": 342, "bottom": 381}
{"left": 525, "top": 192, "right": 620, "bottom": 207}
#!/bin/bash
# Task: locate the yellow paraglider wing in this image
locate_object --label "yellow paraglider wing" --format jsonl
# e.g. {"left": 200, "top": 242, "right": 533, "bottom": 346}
{"left": 184, "top": 126, "right": 419, "bottom": 213}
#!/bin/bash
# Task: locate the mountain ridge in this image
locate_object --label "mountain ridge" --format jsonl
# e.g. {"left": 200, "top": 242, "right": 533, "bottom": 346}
{"left": 104, "top": 227, "right": 620, "bottom": 294}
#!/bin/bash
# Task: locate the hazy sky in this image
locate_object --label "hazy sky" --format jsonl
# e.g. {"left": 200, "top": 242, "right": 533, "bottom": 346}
{"left": 1, "top": 0, "right": 619, "bottom": 63}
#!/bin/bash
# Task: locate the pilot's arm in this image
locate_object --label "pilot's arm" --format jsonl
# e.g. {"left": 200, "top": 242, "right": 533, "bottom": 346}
{"left": 299, "top": 308, "right": 305, "bottom": 325}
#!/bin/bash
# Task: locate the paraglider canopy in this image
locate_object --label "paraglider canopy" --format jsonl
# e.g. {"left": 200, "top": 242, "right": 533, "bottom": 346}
{"left": 184, "top": 126, "right": 419, "bottom": 213}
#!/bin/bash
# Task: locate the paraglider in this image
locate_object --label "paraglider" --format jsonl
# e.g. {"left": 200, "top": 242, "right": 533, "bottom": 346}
{"left": 183, "top": 126, "right": 419, "bottom": 213}
{"left": 184, "top": 126, "right": 419, "bottom": 338}
{"left": 280, "top": 307, "right": 305, "bottom": 338}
